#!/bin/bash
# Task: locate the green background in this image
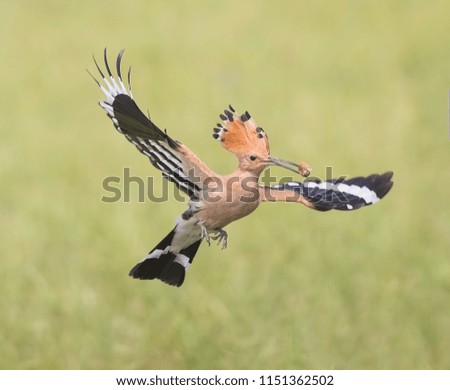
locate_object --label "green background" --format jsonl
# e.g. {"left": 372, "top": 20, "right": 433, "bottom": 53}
{"left": 1, "top": 0, "right": 449, "bottom": 369}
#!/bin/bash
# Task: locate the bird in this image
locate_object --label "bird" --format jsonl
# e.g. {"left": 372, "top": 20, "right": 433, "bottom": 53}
{"left": 89, "top": 49, "right": 394, "bottom": 287}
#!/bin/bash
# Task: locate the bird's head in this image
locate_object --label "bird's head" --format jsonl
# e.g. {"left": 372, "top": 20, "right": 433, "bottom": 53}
{"left": 213, "top": 106, "right": 311, "bottom": 177}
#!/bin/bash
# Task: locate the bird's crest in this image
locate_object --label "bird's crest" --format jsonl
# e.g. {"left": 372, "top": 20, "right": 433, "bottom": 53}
{"left": 212, "top": 105, "right": 270, "bottom": 157}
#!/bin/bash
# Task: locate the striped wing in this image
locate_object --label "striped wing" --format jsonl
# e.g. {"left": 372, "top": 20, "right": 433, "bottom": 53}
{"left": 89, "top": 49, "right": 213, "bottom": 198}
{"left": 260, "top": 172, "right": 393, "bottom": 211}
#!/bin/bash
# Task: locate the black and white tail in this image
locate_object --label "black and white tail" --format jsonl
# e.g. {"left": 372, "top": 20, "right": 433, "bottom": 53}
{"left": 274, "top": 172, "right": 394, "bottom": 211}
{"left": 129, "top": 226, "right": 202, "bottom": 287}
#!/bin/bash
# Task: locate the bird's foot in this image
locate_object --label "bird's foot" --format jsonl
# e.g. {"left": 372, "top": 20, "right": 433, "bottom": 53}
{"left": 199, "top": 223, "right": 211, "bottom": 246}
{"left": 210, "top": 228, "right": 228, "bottom": 250}
{"left": 199, "top": 224, "right": 228, "bottom": 249}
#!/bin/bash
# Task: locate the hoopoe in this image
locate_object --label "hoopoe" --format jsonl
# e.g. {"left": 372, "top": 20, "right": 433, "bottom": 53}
{"left": 90, "top": 49, "right": 393, "bottom": 287}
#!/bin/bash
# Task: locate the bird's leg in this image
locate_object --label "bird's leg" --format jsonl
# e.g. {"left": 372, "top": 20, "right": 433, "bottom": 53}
{"left": 199, "top": 222, "right": 228, "bottom": 249}
{"left": 210, "top": 228, "right": 228, "bottom": 250}
{"left": 199, "top": 222, "right": 211, "bottom": 246}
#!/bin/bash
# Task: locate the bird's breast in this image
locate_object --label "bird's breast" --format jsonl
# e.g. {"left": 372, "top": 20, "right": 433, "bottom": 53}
{"left": 196, "top": 175, "right": 260, "bottom": 230}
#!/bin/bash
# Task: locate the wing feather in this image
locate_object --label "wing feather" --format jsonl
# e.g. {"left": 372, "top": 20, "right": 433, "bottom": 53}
{"left": 91, "top": 49, "right": 214, "bottom": 198}
{"left": 259, "top": 172, "right": 393, "bottom": 211}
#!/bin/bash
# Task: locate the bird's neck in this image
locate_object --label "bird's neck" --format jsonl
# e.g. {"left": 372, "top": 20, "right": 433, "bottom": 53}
{"left": 233, "top": 167, "right": 261, "bottom": 181}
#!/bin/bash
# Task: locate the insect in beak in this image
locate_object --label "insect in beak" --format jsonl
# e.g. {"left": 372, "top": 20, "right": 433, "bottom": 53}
{"left": 268, "top": 157, "right": 311, "bottom": 177}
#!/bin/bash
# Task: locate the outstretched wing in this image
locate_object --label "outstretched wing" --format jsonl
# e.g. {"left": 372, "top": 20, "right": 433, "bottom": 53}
{"left": 89, "top": 49, "right": 215, "bottom": 198}
{"left": 259, "top": 172, "right": 393, "bottom": 211}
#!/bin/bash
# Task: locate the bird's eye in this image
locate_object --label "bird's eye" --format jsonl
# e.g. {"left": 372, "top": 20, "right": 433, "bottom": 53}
{"left": 250, "top": 155, "right": 257, "bottom": 161}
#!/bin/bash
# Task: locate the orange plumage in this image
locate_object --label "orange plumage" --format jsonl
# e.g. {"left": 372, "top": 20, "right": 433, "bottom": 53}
{"left": 214, "top": 108, "right": 270, "bottom": 159}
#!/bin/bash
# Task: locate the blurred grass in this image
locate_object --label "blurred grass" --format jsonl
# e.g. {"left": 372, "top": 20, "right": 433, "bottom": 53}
{"left": 1, "top": 0, "right": 449, "bottom": 369}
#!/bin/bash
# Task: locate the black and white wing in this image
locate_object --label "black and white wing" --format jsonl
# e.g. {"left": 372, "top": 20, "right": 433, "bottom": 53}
{"left": 89, "top": 49, "right": 214, "bottom": 198}
{"left": 260, "top": 172, "right": 393, "bottom": 211}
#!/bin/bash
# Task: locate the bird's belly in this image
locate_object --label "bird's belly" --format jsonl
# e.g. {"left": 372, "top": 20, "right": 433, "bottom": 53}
{"left": 197, "top": 197, "right": 259, "bottom": 230}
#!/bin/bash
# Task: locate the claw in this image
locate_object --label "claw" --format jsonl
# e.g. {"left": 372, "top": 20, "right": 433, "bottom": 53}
{"left": 200, "top": 223, "right": 211, "bottom": 246}
{"left": 210, "top": 228, "right": 228, "bottom": 250}
{"left": 199, "top": 224, "right": 228, "bottom": 249}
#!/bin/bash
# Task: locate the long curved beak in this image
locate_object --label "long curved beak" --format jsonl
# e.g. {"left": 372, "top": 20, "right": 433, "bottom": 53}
{"left": 268, "top": 157, "right": 311, "bottom": 177}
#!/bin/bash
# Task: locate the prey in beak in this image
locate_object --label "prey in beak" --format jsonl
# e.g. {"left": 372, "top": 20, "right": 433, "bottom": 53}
{"left": 268, "top": 157, "right": 312, "bottom": 177}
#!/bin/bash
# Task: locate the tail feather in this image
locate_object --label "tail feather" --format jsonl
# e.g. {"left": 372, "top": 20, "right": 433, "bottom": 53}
{"left": 159, "top": 262, "right": 186, "bottom": 287}
{"left": 129, "top": 227, "right": 201, "bottom": 287}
